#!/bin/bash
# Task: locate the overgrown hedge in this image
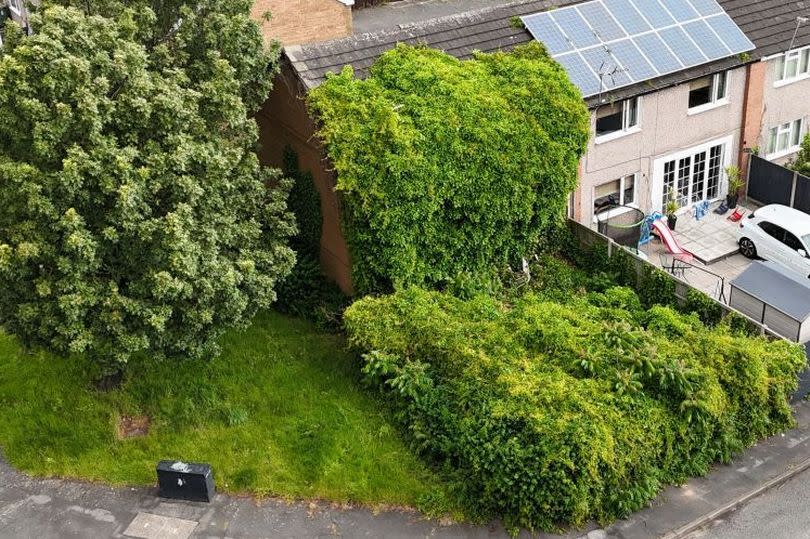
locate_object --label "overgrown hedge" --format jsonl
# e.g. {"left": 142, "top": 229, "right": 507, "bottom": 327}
{"left": 558, "top": 228, "right": 762, "bottom": 333}
{"left": 344, "top": 286, "right": 806, "bottom": 533}
{"left": 308, "top": 43, "right": 589, "bottom": 294}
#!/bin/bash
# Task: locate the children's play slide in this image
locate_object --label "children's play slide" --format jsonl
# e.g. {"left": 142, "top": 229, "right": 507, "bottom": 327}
{"left": 651, "top": 219, "right": 692, "bottom": 259}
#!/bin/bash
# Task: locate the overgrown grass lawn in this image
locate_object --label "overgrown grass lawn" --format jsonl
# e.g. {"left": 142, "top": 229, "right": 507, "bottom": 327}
{"left": 0, "top": 311, "right": 446, "bottom": 507}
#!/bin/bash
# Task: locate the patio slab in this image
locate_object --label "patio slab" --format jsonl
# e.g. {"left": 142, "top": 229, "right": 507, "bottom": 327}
{"left": 673, "top": 202, "right": 752, "bottom": 264}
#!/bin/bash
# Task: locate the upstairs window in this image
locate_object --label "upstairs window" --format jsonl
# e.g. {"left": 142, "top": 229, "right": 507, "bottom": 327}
{"left": 775, "top": 47, "right": 810, "bottom": 85}
{"left": 688, "top": 71, "right": 729, "bottom": 111}
{"left": 595, "top": 97, "right": 640, "bottom": 141}
{"left": 766, "top": 119, "right": 804, "bottom": 158}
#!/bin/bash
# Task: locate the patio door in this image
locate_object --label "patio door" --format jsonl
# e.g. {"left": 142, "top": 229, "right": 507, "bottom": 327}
{"left": 653, "top": 136, "right": 731, "bottom": 213}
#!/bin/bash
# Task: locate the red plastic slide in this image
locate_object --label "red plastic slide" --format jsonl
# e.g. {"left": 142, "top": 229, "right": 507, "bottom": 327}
{"left": 651, "top": 219, "right": 693, "bottom": 260}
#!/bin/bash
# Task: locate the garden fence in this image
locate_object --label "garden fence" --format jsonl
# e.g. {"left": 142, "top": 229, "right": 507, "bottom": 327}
{"left": 747, "top": 155, "right": 810, "bottom": 214}
{"left": 567, "top": 219, "right": 783, "bottom": 341}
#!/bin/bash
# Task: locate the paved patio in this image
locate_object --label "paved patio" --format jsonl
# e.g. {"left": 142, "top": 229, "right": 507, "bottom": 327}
{"left": 639, "top": 200, "right": 757, "bottom": 301}
{"left": 671, "top": 201, "right": 755, "bottom": 264}
{"left": 646, "top": 241, "right": 751, "bottom": 301}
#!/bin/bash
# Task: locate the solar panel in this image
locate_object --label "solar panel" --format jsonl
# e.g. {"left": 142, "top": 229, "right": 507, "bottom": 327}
{"left": 522, "top": 13, "right": 572, "bottom": 55}
{"left": 630, "top": 0, "right": 676, "bottom": 28}
{"left": 705, "top": 13, "right": 754, "bottom": 52}
{"left": 688, "top": 0, "right": 724, "bottom": 17}
{"left": 521, "top": 0, "right": 754, "bottom": 98}
{"left": 658, "top": 0, "right": 699, "bottom": 22}
{"left": 555, "top": 53, "right": 602, "bottom": 96}
{"left": 683, "top": 19, "right": 731, "bottom": 59}
{"left": 659, "top": 26, "right": 707, "bottom": 67}
{"left": 576, "top": 3, "right": 626, "bottom": 41}
{"left": 549, "top": 8, "right": 601, "bottom": 48}
{"left": 602, "top": 0, "right": 651, "bottom": 34}
{"left": 609, "top": 39, "right": 659, "bottom": 81}
{"left": 581, "top": 47, "right": 633, "bottom": 89}
{"left": 634, "top": 33, "right": 683, "bottom": 72}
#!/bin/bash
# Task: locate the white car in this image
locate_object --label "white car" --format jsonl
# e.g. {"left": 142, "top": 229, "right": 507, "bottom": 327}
{"left": 737, "top": 204, "right": 810, "bottom": 278}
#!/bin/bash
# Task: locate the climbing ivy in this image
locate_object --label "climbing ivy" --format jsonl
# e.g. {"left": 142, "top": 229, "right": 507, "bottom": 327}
{"left": 345, "top": 285, "right": 806, "bottom": 532}
{"left": 282, "top": 146, "right": 322, "bottom": 256}
{"left": 308, "top": 43, "right": 590, "bottom": 294}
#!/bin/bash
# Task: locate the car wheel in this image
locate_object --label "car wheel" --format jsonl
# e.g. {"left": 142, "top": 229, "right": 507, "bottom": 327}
{"left": 739, "top": 238, "right": 757, "bottom": 259}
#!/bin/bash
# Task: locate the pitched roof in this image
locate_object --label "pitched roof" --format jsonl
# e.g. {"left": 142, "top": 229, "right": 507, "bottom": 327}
{"left": 285, "top": 0, "right": 546, "bottom": 89}
{"left": 722, "top": 0, "right": 810, "bottom": 59}
{"left": 284, "top": 0, "right": 810, "bottom": 106}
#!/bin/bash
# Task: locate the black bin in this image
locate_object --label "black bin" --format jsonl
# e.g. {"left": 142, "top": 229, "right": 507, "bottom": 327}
{"left": 157, "top": 460, "right": 215, "bottom": 502}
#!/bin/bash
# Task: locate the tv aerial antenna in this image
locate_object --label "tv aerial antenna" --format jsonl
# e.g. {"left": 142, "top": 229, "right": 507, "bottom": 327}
{"left": 789, "top": 16, "right": 809, "bottom": 52}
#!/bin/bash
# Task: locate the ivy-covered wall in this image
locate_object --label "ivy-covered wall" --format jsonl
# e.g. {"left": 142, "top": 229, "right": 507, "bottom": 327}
{"left": 308, "top": 43, "right": 590, "bottom": 295}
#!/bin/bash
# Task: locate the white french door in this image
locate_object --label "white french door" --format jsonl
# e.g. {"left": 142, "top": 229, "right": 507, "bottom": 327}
{"left": 653, "top": 136, "right": 733, "bottom": 213}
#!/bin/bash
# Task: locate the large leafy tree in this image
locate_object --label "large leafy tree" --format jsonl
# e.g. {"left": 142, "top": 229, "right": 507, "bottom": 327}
{"left": 308, "top": 44, "right": 590, "bottom": 295}
{"left": 0, "top": 2, "right": 295, "bottom": 368}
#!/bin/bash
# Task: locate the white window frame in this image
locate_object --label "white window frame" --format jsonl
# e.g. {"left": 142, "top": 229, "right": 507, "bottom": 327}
{"left": 687, "top": 71, "right": 731, "bottom": 115}
{"left": 651, "top": 135, "right": 734, "bottom": 214}
{"left": 592, "top": 173, "right": 638, "bottom": 222}
{"left": 594, "top": 97, "right": 642, "bottom": 144}
{"left": 774, "top": 46, "right": 810, "bottom": 87}
{"left": 766, "top": 119, "right": 804, "bottom": 160}
{"left": 7, "top": 0, "right": 22, "bottom": 15}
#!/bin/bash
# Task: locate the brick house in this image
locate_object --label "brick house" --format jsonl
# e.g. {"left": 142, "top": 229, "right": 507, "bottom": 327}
{"left": 255, "top": 0, "right": 810, "bottom": 292}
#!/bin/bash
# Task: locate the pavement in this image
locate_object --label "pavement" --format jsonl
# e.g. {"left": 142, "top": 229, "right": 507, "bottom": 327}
{"left": 646, "top": 201, "right": 756, "bottom": 303}
{"left": 2, "top": 402, "right": 810, "bottom": 539}
{"left": 682, "top": 466, "right": 810, "bottom": 539}
{"left": 0, "top": 457, "right": 519, "bottom": 539}
{"left": 671, "top": 202, "right": 755, "bottom": 266}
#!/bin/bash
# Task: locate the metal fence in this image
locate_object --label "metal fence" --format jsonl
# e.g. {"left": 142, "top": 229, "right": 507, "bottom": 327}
{"left": 747, "top": 155, "right": 810, "bottom": 213}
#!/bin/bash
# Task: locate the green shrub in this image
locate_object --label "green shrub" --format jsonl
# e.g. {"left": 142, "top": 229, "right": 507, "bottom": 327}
{"left": 275, "top": 253, "right": 348, "bottom": 331}
{"left": 685, "top": 289, "right": 725, "bottom": 326}
{"left": 275, "top": 147, "right": 348, "bottom": 328}
{"left": 308, "top": 43, "right": 590, "bottom": 295}
{"left": 344, "top": 287, "right": 806, "bottom": 533}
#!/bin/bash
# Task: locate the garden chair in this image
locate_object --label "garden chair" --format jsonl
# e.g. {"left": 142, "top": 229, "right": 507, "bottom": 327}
{"left": 727, "top": 208, "right": 746, "bottom": 222}
{"left": 693, "top": 200, "right": 710, "bottom": 221}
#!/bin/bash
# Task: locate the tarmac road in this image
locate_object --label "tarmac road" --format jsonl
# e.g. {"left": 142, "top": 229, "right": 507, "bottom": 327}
{"left": 686, "top": 466, "right": 810, "bottom": 539}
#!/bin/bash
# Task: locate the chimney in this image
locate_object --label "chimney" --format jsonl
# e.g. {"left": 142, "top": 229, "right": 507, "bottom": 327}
{"left": 251, "top": 0, "right": 354, "bottom": 47}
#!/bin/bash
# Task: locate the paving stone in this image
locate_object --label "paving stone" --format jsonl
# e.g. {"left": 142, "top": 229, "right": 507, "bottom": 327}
{"left": 123, "top": 512, "right": 197, "bottom": 539}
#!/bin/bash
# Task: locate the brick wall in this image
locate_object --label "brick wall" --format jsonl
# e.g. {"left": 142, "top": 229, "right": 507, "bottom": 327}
{"left": 251, "top": 0, "right": 353, "bottom": 46}
{"left": 255, "top": 65, "right": 354, "bottom": 293}
{"left": 739, "top": 61, "right": 766, "bottom": 183}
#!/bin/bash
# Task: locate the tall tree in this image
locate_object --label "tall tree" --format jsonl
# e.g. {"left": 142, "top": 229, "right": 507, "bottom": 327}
{"left": 0, "top": 3, "right": 295, "bottom": 369}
